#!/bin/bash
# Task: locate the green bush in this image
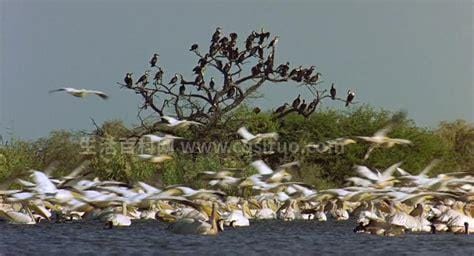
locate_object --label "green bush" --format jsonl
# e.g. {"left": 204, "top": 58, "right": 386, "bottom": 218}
{"left": 1, "top": 106, "right": 471, "bottom": 188}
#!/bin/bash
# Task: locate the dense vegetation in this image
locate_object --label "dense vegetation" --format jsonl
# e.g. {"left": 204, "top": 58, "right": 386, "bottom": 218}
{"left": 0, "top": 106, "right": 472, "bottom": 190}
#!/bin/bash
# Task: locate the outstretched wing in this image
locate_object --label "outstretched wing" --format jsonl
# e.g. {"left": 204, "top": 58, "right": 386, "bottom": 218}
{"left": 251, "top": 160, "right": 274, "bottom": 175}
{"left": 237, "top": 127, "right": 256, "bottom": 141}
{"left": 161, "top": 116, "right": 178, "bottom": 125}
{"left": 87, "top": 90, "right": 109, "bottom": 100}
{"left": 49, "top": 88, "right": 67, "bottom": 94}
{"left": 373, "top": 125, "right": 392, "bottom": 138}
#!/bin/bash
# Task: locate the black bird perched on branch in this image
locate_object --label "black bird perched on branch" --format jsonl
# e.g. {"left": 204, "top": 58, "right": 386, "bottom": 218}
{"left": 150, "top": 53, "right": 159, "bottom": 67}
{"left": 124, "top": 73, "right": 133, "bottom": 88}
{"left": 308, "top": 72, "right": 321, "bottom": 84}
{"left": 330, "top": 83, "right": 336, "bottom": 100}
{"left": 136, "top": 71, "right": 149, "bottom": 86}
{"left": 246, "top": 33, "right": 255, "bottom": 50}
{"left": 212, "top": 27, "right": 222, "bottom": 43}
{"left": 227, "top": 87, "right": 236, "bottom": 98}
{"left": 154, "top": 68, "right": 163, "bottom": 84}
{"left": 257, "top": 45, "right": 264, "bottom": 59}
{"left": 292, "top": 95, "right": 301, "bottom": 109}
{"left": 169, "top": 73, "right": 180, "bottom": 84}
{"left": 257, "top": 28, "right": 270, "bottom": 45}
{"left": 229, "top": 32, "right": 238, "bottom": 42}
{"left": 209, "top": 77, "right": 215, "bottom": 90}
{"left": 308, "top": 98, "right": 319, "bottom": 111}
{"left": 298, "top": 100, "right": 307, "bottom": 113}
{"left": 179, "top": 84, "right": 186, "bottom": 95}
{"left": 190, "top": 43, "right": 198, "bottom": 52}
{"left": 288, "top": 66, "right": 301, "bottom": 79}
{"left": 346, "top": 90, "right": 356, "bottom": 107}
{"left": 274, "top": 103, "right": 288, "bottom": 114}
{"left": 304, "top": 66, "right": 315, "bottom": 80}
{"left": 268, "top": 36, "right": 279, "bottom": 48}
{"left": 251, "top": 64, "right": 262, "bottom": 76}
{"left": 276, "top": 62, "right": 290, "bottom": 77}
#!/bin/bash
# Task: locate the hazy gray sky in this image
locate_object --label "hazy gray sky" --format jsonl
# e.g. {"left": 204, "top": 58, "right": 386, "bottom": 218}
{"left": 1, "top": 0, "right": 473, "bottom": 140}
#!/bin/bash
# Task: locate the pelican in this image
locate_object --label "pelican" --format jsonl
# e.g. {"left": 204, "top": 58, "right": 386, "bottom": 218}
{"left": 142, "top": 134, "right": 181, "bottom": 146}
{"left": 0, "top": 210, "right": 37, "bottom": 224}
{"left": 356, "top": 126, "right": 412, "bottom": 160}
{"left": 237, "top": 127, "right": 278, "bottom": 144}
{"left": 161, "top": 116, "right": 203, "bottom": 129}
{"left": 49, "top": 88, "right": 108, "bottom": 100}
{"left": 137, "top": 154, "right": 173, "bottom": 163}
{"left": 167, "top": 203, "right": 223, "bottom": 235}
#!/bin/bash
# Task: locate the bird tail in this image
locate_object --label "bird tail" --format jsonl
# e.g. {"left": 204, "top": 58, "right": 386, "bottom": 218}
{"left": 345, "top": 101, "right": 349, "bottom": 107}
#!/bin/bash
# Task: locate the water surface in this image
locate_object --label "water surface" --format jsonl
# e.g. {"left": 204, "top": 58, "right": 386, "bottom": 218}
{"left": 0, "top": 219, "right": 472, "bottom": 255}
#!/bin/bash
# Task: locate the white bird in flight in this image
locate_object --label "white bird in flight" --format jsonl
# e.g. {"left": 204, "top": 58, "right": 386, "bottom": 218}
{"left": 237, "top": 127, "right": 278, "bottom": 144}
{"left": 49, "top": 87, "right": 109, "bottom": 100}
{"left": 356, "top": 125, "right": 412, "bottom": 160}
{"left": 161, "top": 116, "right": 203, "bottom": 129}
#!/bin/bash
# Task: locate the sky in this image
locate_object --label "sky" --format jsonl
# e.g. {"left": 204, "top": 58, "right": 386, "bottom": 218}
{"left": 1, "top": 0, "right": 473, "bottom": 140}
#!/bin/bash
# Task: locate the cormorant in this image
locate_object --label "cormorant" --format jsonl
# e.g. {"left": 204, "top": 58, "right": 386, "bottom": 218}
{"left": 274, "top": 103, "right": 288, "bottom": 114}
{"left": 304, "top": 66, "right": 315, "bottom": 79}
{"left": 251, "top": 65, "right": 261, "bottom": 76}
{"left": 223, "top": 63, "right": 231, "bottom": 73}
{"left": 227, "top": 87, "right": 236, "bottom": 98}
{"left": 307, "top": 98, "right": 319, "bottom": 111}
{"left": 209, "top": 77, "right": 215, "bottom": 90}
{"left": 257, "top": 45, "right": 264, "bottom": 59}
{"left": 154, "top": 68, "right": 163, "bottom": 83}
{"left": 268, "top": 36, "right": 279, "bottom": 48}
{"left": 309, "top": 72, "right": 321, "bottom": 83}
{"left": 276, "top": 62, "right": 290, "bottom": 77}
{"left": 330, "top": 83, "right": 336, "bottom": 100}
{"left": 298, "top": 100, "right": 307, "bottom": 113}
{"left": 136, "top": 71, "right": 149, "bottom": 86}
{"left": 346, "top": 90, "right": 355, "bottom": 107}
{"left": 179, "top": 84, "right": 185, "bottom": 95}
{"left": 288, "top": 66, "right": 301, "bottom": 79}
{"left": 169, "top": 73, "right": 180, "bottom": 84}
{"left": 124, "top": 73, "right": 133, "bottom": 88}
{"left": 104, "top": 221, "right": 113, "bottom": 229}
{"left": 150, "top": 53, "right": 159, "bottom": 67}
{"left": 229, "top": 32, "right": 238, "bottom": 42}
{"left": 292, "top": 95, "right": 301, "bottom": 109}
{"left": 212, "top": 27, "right": 222, "bottom": 43}
{"left": 190, "top": 43, "right": 198, "bottom": 52}
{"left": 353, "top": 222, "right": 365, "bottom": 233}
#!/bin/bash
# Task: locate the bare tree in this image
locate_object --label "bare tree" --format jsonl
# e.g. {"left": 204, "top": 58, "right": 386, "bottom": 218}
{"left": 117, "top": 27, "right": 353, "bottom": 135}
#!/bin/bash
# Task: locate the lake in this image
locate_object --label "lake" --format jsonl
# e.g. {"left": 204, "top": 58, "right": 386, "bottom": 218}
{"left": 0, "top": 219, "right": 472, "bottom": 255}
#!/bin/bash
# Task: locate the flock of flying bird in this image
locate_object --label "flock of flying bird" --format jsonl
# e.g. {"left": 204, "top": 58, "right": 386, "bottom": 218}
{"left": 18, "top": 27, "right": 470, "bottom": 237}
{"left": 0, "top": 121, "right": 472, "bottom": 236}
